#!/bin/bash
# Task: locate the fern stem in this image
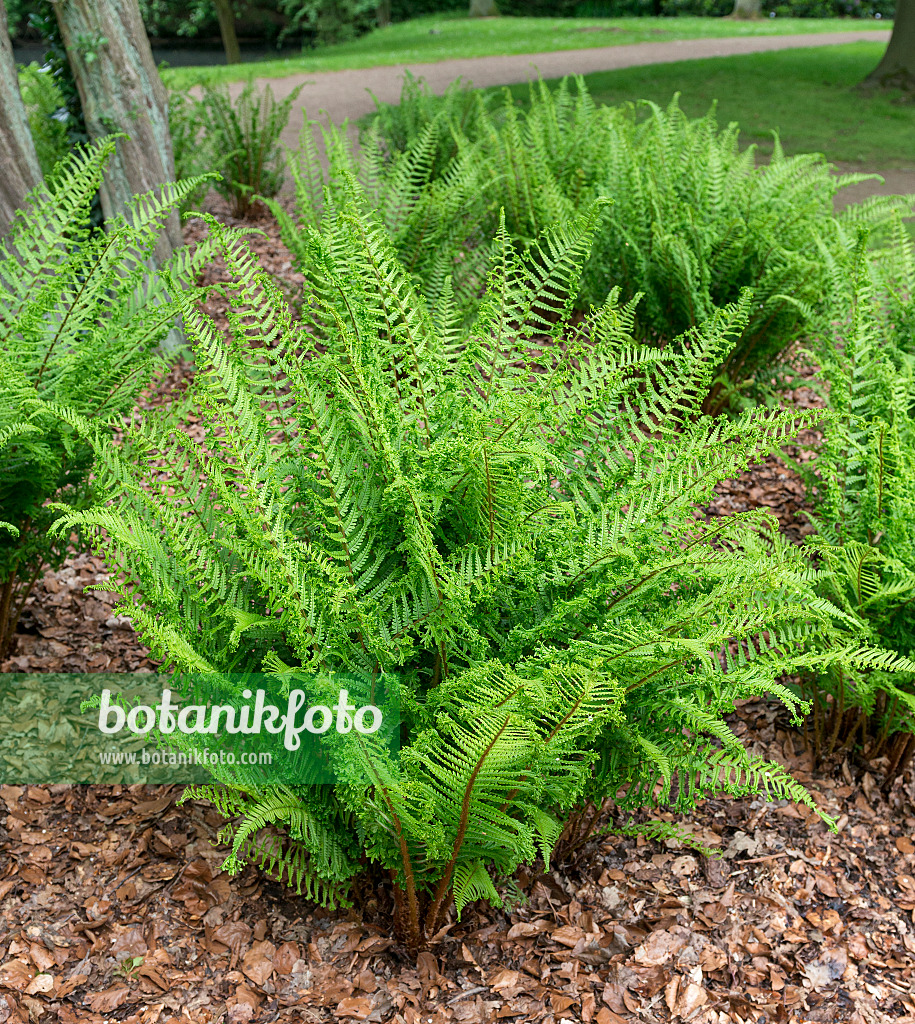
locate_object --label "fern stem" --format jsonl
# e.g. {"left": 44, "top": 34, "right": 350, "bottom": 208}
{"left": 825, "top": 667, "right": 846, "bottom": 760}
{"left": 884, "top": 732, "right": 915, "bottom": 792}
{"left": 426, "top": 715, "right": 509, "bottom": 937}
{"left": 357, "top": 740, "right": 421, "bottom": 949}
{"left": 36, "top": 234, "right": 118, "bottom": 388}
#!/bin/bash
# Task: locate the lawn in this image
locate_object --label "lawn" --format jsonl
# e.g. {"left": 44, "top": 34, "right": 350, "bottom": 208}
{"left": 498, "top": 42, "right": 913, "bottom": 167}
{"left": 161, "top": 13, "right": 889, "bottom": 89}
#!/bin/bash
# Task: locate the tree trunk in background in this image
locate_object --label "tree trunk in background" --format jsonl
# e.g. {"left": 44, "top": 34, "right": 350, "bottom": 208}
{"left": 53, "top": 0, "right": 180, "bottom": 262}
{"left": 214, "top": 0, "right": 241, "bottom": 64}
{"left": 469, "top": 0, "right": 498, "bottom": 15}
{"left": 730, "top": 0, "right": 761, "bottom": 17}
{"left": 377, "top": 1, "right": 392, "bottom": 27}
{"left": 0, "top": 0, "right": 43, "bottom": 238}
{"left": 863, "top": 0, "right": 915, "bottom": 94}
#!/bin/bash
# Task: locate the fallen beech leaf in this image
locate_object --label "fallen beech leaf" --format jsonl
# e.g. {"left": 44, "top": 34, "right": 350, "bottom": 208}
{"left": 354, "top": 970, "right": 376, "bottom": 993}
{"left": 227, "top": 982, "right": 259, "bottom": 1024}
{"left": 241, "top": 940, "right": 275, "bottom": 987}
{"left": 111, "top": 926, "right": 147, "bottom": 960}
{"left": 136, "top": 962, "right": 169, "bottom": 991}
{"left": 132, "top": 795, "right": 173, "bottom": 818}
{"left": 551, "top": 925, "right": 584, "bottom": 948}
{"left": 416, "top": 951, "right": 445, "bottom": 988}
{"left": 55, "top": 973, "right": 89, "bottom": 998}
{"left": 212, "top": 922, "right": 252, "bottom": 962}
{"left": 85, "top": 985, "right": 131, "bottom": 1013}
{"left": 674, "top": 982, "right": 707, "bottom": 1015}
{"left": 803, "top": 953, "right": 847, "bottom": 991}
{"left": 140, "top": 863, "right": 179, "bottom": 882}
{"left": 0, "top": 960, "right": 35, "bottom": 992}
{"left": 896, "top": 836, "right": 915, "bottom": 855}
{"left": 24, "top": 974, "right": 54, "bottom": 996}
{"left": 633, "top": 929, "right": 688, "bottom": 967}
{"left": 806, "top": 908, "right": 842, "bottom": 934}
{"left": 596, "top": 1010, "right": 628, "bottom": 1024}
{"left": 273, "top": 941, "right": 300, "bottom": 975}
{"left": 334, "top": 996, "right": 374, "bottom": 1020}
{"left": 664, "top": 976, "right": 680, "bottom": 1012}
{"left": 26, "top": 944, "right": 54, "bottom": 974}
{"left": 816, "top": 874, "right": 839, "bottom": 898}
{"left": 700, "top": 901, "right": 728, "bottom": 924}
{"left": 670, "top": 855, "right": 698, "bottom": 877}
{"left": 489, "top": 969, "right": 522, "bottom": 994}
{"left": 551, "top": 992, "right": 577, "bottom": 1013}
{"left": 506, "top": 920, "right": 550, "bottom": 939}
{"left": 846, "top": 934, "right": 869, "bottom": 960}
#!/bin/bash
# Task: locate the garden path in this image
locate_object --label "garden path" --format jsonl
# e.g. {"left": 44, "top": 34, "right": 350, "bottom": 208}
{"left": 223, "top": 29, "right": 891, "bottom": 147}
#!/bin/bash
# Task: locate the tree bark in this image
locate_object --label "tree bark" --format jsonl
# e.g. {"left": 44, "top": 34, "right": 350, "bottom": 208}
{"left": 469, "top": 0, "right": 498, "bottom": 15}
{"left": 730, "top": 0, "right": 762, "bottom": 18}
{"left": 53, "top": 0, "right": 181, "bottom": 261}
{"left": 863, "top": 0, "right": 915, "bottom": 94}
{"left": 377, "top": 1, "right": 392, "bottom": 28}
{"left": 0, "top": 0, "right": 43, "bottom": 238}
{"left": 214, "top": 0, "right": 241, "bottom": 65}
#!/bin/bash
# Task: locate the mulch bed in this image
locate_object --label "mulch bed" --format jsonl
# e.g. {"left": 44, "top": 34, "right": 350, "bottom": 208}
{"left": 1, "top": 202, "right": 913, "bottom": 1024}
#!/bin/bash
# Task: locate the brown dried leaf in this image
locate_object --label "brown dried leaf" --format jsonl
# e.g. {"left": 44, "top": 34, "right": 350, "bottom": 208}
{"left": 85, "top": 985, "right": 131, "bottom": 1013}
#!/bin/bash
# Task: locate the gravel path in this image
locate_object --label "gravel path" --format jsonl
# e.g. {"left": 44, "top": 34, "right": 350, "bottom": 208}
{"left": 222, "top": 29, "right": 891, "bottom": 147}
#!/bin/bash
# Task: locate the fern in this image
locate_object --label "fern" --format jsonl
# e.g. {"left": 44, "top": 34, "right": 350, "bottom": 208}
{"left": 330, "top": 76, "right": 915, "bottom": 412}
{"left": 184, "top": 80, "right": 304, "bottom": 217}
{"left": 57, "top": 185, "right": 868, "bottom": 948}
{"left": 0, "top": 138, "right": 219, "bottom": 662}
{"left": 798, "top": 235, "right": 915, "bottom": 782}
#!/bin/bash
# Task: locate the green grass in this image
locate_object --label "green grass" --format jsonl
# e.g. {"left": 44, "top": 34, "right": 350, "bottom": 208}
{"left": 161, "top": 14, "right": 889, "bottom": 90}
{"left": 502, "top": 42, "right": 912, "bottom": 168}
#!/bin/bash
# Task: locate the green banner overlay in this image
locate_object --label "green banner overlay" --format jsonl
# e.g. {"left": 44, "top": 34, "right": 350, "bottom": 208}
{"left": 0, "top": 673, "right": 401, "bottom": 785}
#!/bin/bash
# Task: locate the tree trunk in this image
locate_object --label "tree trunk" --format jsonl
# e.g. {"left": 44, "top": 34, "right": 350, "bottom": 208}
{"left": 730, "top": 0, "right": 761, "bottom": 18}
{"left": 863, "top": 0, "right": 915, "bottom": 94}
{"left": 377, "top": 1, "right": 392, "bottom": 28}
{"left": 0, "top": 0, "right": 43, "bottom": 238}
{"left": 214, "top": 0, "right": 241, "bottom": 65}
{"left": 53, "top": 0, "right": 181, "bottom": 261}
{"left": 469, "top": 0, "right": 498, "bottom": 15}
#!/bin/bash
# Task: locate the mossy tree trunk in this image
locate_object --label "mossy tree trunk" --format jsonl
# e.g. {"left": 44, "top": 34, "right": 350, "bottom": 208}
{"left": 863, "top": 0, "right": 915, "bottom": 95}
{"left": 214, "top": 0, "right": 241, "bottom": 64}
{"left": 54, "top": 0, "right": 183, "bottom": 349}
{"left": 0, "top": 0, "right": 43, "bottom": 238}
{"left": 53, "top": 0, "right": 181, "bottom": 262}
{"left": 469, "top": 0, "right": 498, "bottom": 15}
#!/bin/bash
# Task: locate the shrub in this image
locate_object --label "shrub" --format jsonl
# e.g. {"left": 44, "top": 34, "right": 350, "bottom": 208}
{"left": 313, "top": 78, "right": 909, "bottom": 412}
{"left": 186, "top": 80, "right": 303, "bottom": 217}
{"left": 55, "top": 187, "right": 877, "bottom": 947}
{"left": 0, "top": 139, "right": 217, "bottom": 662}
{"left": 798, "top": 238, "right": 915, "bottom": 785}
{"left": 278, "top": 0, "right": 377, "bottom": 45}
